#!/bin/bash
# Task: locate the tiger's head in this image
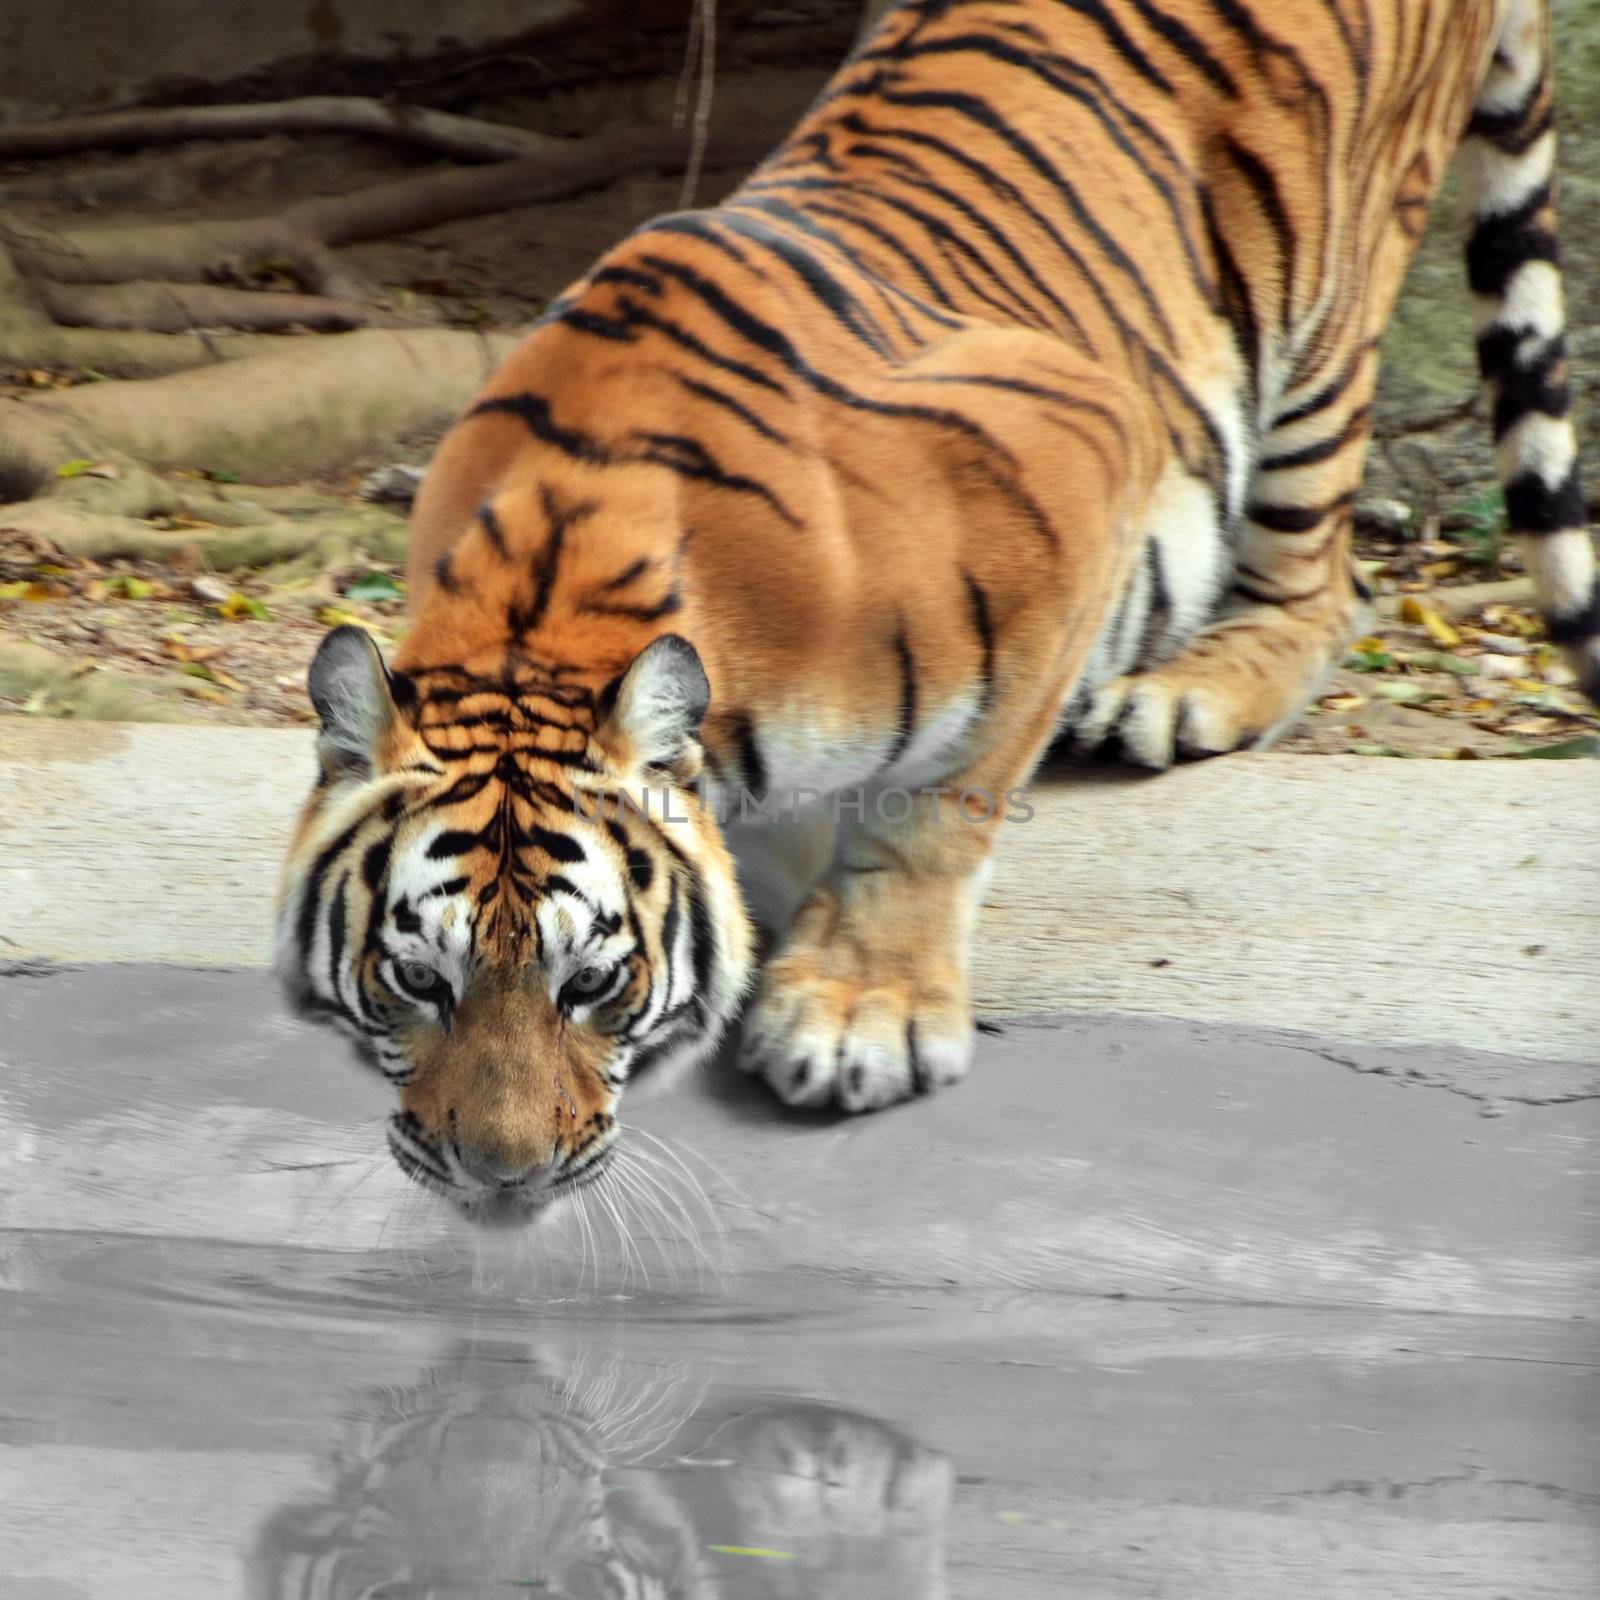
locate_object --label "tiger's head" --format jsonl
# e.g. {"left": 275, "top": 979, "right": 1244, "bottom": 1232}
{"left": 275, "top": 623, "right": 753, "bottom": 1225}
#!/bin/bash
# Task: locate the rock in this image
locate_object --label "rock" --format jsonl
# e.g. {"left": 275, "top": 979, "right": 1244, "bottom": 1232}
{"left": 358, "top": 464, "right": 426, "bottom": 506}
{"left": 1472, "top": 632, "right": 1530, "bottom": 656}
{"left": 1477, "top": 655, "right": 1524, "bottom": 680}
{"left": 1354, "top": 496, "right": 1412, "bottom": 537}
{"left": 188, "top": 575, "right": 231, "bottom": 605}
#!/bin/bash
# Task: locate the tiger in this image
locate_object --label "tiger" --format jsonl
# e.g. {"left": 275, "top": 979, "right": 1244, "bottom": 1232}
{"left": 276, "top": 0, "right": 1597, "bottom": 1220}
{"left": 250, "top": 1349, "right": 953, "bottom": 1598}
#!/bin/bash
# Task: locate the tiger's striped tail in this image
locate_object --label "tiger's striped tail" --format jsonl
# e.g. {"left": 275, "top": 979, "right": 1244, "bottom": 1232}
{"left": 1458, "top": 0, "right": 1598, "bottom": 703}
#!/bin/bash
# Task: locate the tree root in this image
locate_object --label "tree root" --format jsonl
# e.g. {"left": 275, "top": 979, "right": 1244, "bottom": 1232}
{"left": 37, "top": 280, "right": 374, "bottom": 333}
{"left": 1, "top": 240, "right": 289, "bottom": 376}
{"left": 0, "top": 96, "right": 569, "bottom": 164}
{"left": 2, "top": 478, "right": 409, "bottom": 575}
{"left": 2, "top": 325, "right": 523, "bottom": 495}
{"left": 0, "top": 323, "right": 290, "bottom": 379}
{"left": 6, "top": 119, "right": 782, "bottom": 301}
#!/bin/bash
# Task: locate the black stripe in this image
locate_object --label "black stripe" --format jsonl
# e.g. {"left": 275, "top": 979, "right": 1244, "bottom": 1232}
{"left": 716, "top": 204, "right": 900, "bottom": 355}
{"left": 722, "top": 195, "right": 940, "bottom": 344}
{"left": 671, "top": 373, "right": 793, "bottom": 445}
{"left": 869, "top": 30, "right": 1209, "bottom": 299}
{"left": 295, "top": 815, "right": 368, "bottom": 964}
{"left": 1544, "top": 582, "right": 1600, "bottom": 645}
{"left": 1127, "top": 0, "right": 1237, "bottom": 95}
{"left": 1138, "top": 536, "right": 1173, "bottom": 664}
{"left": 510, "top": 484, "right": 586, "bottom": 637}
{"left": 1249, "top": 495, "right": 1352, "bottom": 534}
{"left": 1466, "top": 182, "right": 1557, "bottom": 299}
{"left": 1259, "top": 408, "right": 1371, "bottom": 471}
{"left": 729, "top": 711, "right": 767, "bottom": 800}
{"left": 884, "top": 627, "right": 918, "bottom": 767}
{"left": 635, "top": 250, "right": 1059, "bottom": 503}
{"left": 684, "top": 869, "right": 717, "bottom": 1000}
{"left": 1466, "top": 99, "right": 1550, "bottom": 156}
{"left": 580, "top": 591, "right": 684, "bottom": 623}
{"left": 627, "top": 430, "right": 801, "bottom": 528}
{"left": 869, "top": 1, "right": 1173, "bottom": 98}
{"left": 1273, "top": 376, "right": 1348, "bottom": 430}
{"left": 1043, "top": 0, "right": 1175, "bottom": 96}
{"left": 360, "top": 833, "right": 394, "bottom": 955}
{"left": 595, "top": 556, "right": 652, "bottom": 593}
{"left": 1200, "top": 187, "right": 1261, "bottom": 408}
{"left": 326, "top": 871, "right": 350, "bottom": 1014}
{"left": 425, "top": 828, "right": 484, "bottom": 861}
{"left": 1223, "top": 134, "right": 1295, "bottom": 326}
{"left": 750, "top": 188, "right": 960, "bottom": 314}
{"left": 477, "top": 504, "right": 510, "bottom": 560}
{"left": 614, "top": 831, "right": 655, "bottom": 894}
{"left": 1475, "top": 327, "right": 1572, "bottom": 439}
{"left": 1503, "top": 466, "right": 1585, "bottom": 535}
{"left": 658, "top": 874, "right": 683, "bottom": 1001}
{"left": 822, "top": 117, "right": 1231, "bottom": 476}
{"left": 527, "top": 824, "right": 586, "bottom": 864}
{"left": 471, "top": 392, "right": 612, "bottom": 461}
{"left": 872, "top": 85, "right": 1179, "bottom": 349}
{"left": 627, "top": 1028, "right": 685, "bottom": 1080}
{"left": 834, "top": 125, "right": 1089, "bottom": 335}
{"left": 963, "top": 572, "right": 996, "bottom": 712}
{"left": 590, "top": 263, "right": 665, "bottom": 297}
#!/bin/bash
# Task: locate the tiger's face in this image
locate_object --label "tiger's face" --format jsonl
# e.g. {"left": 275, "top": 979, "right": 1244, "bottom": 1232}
{"left": 275, "top": 625, "right": 753, "bottom": 1225}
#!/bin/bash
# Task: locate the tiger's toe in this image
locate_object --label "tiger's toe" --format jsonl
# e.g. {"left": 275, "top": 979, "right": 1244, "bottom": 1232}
{"left": 740, "top": 971, "right": 972, "bottom": 1113}
{"left": 1076, "top": 675, "right": 1252, "bottom": 770}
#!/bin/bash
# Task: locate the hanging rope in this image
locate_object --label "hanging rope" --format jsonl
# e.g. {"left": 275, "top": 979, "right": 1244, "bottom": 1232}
{"left": 673, "top": 0, "right": 718, "bottom": 208}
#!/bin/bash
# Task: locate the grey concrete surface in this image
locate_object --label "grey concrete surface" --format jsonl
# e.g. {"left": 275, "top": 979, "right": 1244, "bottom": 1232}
{"left": 1, "top": 964, "right": 1597, "bottom": 1597}
{"left": 3, "top": 717, "right": 1597, "bottom": 1065}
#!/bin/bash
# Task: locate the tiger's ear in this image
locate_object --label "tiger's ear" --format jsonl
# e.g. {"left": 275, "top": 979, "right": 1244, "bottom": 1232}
{"left": 306, "top": 625, "right": 415, "bottom": 781}
{"left": 596, "top": 634, "right": 709, "bottom": 775}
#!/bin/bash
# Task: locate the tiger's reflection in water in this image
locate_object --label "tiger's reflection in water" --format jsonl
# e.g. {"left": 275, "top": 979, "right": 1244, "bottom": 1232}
{"left": 250, "top": 1341, "right": 953, "bottom": 1599}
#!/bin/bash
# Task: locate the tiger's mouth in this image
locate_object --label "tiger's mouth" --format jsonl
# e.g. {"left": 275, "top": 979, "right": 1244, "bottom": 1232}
{"left": 386, "top": 1118, "right": 620, "bottom": 1227}
{"left": 459, "top": 1152, "right": 615, "bottom": 1227}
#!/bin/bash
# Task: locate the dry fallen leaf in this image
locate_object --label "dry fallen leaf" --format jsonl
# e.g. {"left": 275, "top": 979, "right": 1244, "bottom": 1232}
{"left": 1398, "top": 596, "right": 1463, "bottom": 649}
{"left": 1371, "top": 680, "right": 1444, "bottom": 705}
{"left": 218, "top": 592, "right": 271, "bottom": 622}
{"left": 180, "top": 680, "right": 230, "bottom": 704}
{"left": 160, "top": 635, "right": 220, "bottom": 665}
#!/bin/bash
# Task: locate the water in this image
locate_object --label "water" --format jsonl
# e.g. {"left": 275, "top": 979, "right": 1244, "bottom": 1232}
{"left": 2, "top": 966, "right": 1596, "bottom": 1597}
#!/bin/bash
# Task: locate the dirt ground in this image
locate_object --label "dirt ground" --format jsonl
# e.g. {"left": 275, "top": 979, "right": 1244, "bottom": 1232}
{"left": 2, "top": 108, "right": 1597, "bottom": 761}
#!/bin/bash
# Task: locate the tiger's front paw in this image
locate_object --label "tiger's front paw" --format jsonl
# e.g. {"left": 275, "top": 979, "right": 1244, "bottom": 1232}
{"left": 1074, "top": 673, "right": 1251, "bottom": 770}
{"left": 738, "top": 962, "right": 973, "bottom": 1113}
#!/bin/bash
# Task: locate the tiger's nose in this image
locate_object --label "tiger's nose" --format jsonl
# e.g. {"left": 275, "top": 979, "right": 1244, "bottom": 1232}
{"left": 457, "top": 1146, "right": 554, "bottom": 1188}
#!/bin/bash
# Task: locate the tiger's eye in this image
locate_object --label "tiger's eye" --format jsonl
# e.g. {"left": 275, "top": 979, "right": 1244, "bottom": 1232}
{"left": 569, "top": 964, "right": 609, "bottom": 997}
{"left": 397, "top": 959, "right": 441, "bottom": 994}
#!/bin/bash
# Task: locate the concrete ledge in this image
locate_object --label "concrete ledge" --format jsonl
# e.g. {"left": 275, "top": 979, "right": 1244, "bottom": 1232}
{"left": 1, "top": 716, "right": 1595, "bottom": 1060}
